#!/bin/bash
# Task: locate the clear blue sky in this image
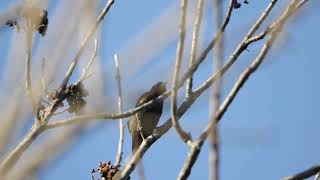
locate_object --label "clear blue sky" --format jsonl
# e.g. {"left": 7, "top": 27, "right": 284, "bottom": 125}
{"left": 0, "top": 0, "right": 319, "bottom": 179}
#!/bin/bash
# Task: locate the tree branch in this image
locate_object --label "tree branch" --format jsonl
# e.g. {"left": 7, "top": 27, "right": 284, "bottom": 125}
{"left": 114, "top": 54, "right": 125, "bottom": 167}
{"left": 282, "top": 165, "right": 320, "bottom": 180}
{"left": 59, "top": 0, "right": 114, "bottom": 92}
{"left": 186, "top": 0, "right": 205, "bottom": 97}
{"left": 171, "top": 0, "right": 193, "bottom": 144}
{"left": 209, "top": 0, "right": 224, "bottom": 179}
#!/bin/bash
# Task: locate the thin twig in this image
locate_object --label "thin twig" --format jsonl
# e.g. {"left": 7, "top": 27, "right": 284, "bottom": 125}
{"left": 192, "top": 0, "right": 278, "bottom": 99}
{"left": 59, "top": 0, "right": 114, "bottom": 92}
{"left": 171, "top": 0, "right": 193, "bottom": 144}
{"left": 52, "top": 107, "right": 70, "bottom": 116}
{"left": 179, "top": 0, "right": 235, "bottom": 96}
{"left": 186, "top": 0, "right": 205, "bottom": 97}
{"left": 209, "top": 0, "right": 223, "bottom": 179}
{"left": 114, "top": 54, "right": 125, "bottom": 167}
{"left": 296, "top": 0, "right": 309, "bottom": 9}
{"left": 77, "top": 39, "right": 98, "bottom": 84}
{"left": 314, "top": 172, "right": 320, "bottom": 180}
{"left": 282, "top": 165, "right": 320, "bottom": 180}
{"left": 41, "top": 58, "right": 49, "bottom": 96}
{"left": 25, "top": 21, "right": 38, "bottom": 119}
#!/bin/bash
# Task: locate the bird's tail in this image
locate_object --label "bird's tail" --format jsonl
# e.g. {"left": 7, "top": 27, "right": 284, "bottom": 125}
{"left": 132, "top": 131, "right": 143, "bottom": 153}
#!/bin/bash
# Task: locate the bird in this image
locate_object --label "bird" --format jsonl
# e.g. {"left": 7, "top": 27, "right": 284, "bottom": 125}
{"left": 127, "top": 82, "right": 166, "bottom": 153}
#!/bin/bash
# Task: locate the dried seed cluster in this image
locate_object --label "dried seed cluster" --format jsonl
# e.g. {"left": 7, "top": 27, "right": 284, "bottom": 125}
{"left": 92, "top": 161, "right": 124, "bottom": 180}
{"left": 233, "top": 0, "right": 249, "bottom": 9}
{"left": 5, "top": 7, "right": 49, "bottom": 36}
{"left": 65, "top": 82, "right": 89, "bottom": 115}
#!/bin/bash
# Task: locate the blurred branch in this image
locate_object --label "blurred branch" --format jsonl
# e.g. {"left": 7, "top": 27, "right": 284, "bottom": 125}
{"left": 114, "top": 54, "right": 125, "bottom": 167}
{"left": 315, "top": 172, "right": 320, "bottom": 180}
{"left": 0, "top": 123, "right": 45, "bottom": 177}
{"left": 171, "top": 0, "right": 193, "bottom": 145}
{"left": 282, "top": 165, "right": 320, "bottom": 180}
{"left": 41, "top": 58, "right": 49, "bottom": 96}
{"left": 9, "top": 126, "right": 81, "bottom": 180}
{"left": 25, "top": 21, "right": 38, "bottom": 119}
{"left": 0, "top": 1, "right": 115, "bottom": 176}
{"left": 59, "top": 0, "right": 114, "bottom": 91}
{"left": 77, "top": 39, "right": 98, "bottom": 84}
{"left": 186, "top": 0, "right": 205, "bottom": 97}
{"left": 209, "top": 0, "right": 224, "bottom": 179}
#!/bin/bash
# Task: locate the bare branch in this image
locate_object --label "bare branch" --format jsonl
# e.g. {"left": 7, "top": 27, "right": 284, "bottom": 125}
{"left": 180, "top": 0, "right": 235, "bottom": 96}
{"left": 52, "top": 106, "right": 70, "bottom": 116}
{"left": 282, "top": 165, "right": 320, "bottom": 180}
{"left": 77, "top": 39, "right": 98, "bottom": 84}
{"left": 114, "top": 54, "right": 125, "bottom": 167}
{"left": 171, "top": 0, "right": 192, "bottom": 144}
{"left": 186, "top": 0, "right": 205, "bottom": 97}
{"left": 41, "top": 58, "right": 49, "bottom": 96}
{"left": 9, "top": 126, "right": 81, "bottom": 180}
{"left": 0, "top": 123, "right": 44, "bottom": 177}
{"left": 315, "top": 172, "right": 320, "bottom": 180}
{"left": 209, "top": 0, "right": 224, "bottom": 179}
{"left": 59, "top": 0, "right": 114, "bottom": 92}
{"left": 193, "top": 0, "right": 278, "bottom": 99}
{"left": 25, "top": 22, "right": 38, "bottom": 119}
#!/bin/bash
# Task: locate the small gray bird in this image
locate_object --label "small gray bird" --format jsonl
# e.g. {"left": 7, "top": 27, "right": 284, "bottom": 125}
{"left": 127, "top": 82, "right": 166, "bottom": 153}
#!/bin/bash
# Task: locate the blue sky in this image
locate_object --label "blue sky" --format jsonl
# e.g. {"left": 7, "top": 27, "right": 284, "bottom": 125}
{"left": 0, "top": 0, "right": 319, "bottom": 179}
